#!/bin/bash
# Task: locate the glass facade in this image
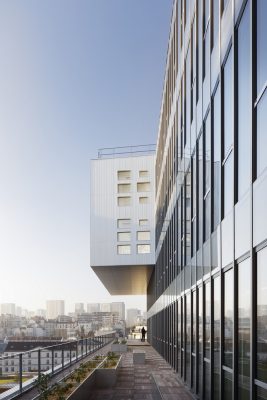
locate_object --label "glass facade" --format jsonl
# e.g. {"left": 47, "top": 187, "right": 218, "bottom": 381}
{"left": 147, "top": 1, "right": 267, "bottom": 399}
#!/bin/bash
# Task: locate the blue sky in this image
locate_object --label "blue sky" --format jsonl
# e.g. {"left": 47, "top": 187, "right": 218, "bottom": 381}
{"left": 0, "top": 0, "right": 173, "bottom": 313}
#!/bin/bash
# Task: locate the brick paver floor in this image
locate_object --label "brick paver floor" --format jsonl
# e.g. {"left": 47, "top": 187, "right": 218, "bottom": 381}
{"left": 87, "top": 345, "right": 193, "bottom": 400}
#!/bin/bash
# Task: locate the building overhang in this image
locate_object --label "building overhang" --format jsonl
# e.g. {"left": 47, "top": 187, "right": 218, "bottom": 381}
{"left": 91, "top": 264, "right": 154, "bottom": 295}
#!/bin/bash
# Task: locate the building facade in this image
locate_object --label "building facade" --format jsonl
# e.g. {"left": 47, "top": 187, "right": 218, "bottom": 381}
{"left": 46, "top": 300, "right": 65, "bottom": 320}
{"left": 147, "top": 0, "right": 267, "bottom": 399}
{"left": 90, "top": 146, "right": 155, "bottom": 295}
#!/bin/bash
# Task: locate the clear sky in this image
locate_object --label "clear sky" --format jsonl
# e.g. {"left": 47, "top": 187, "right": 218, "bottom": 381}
{"left": 0, "top": 0, "right": 173, "bottom": 314}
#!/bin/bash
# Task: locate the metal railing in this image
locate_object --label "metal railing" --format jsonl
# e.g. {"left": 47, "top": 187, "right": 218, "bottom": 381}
{"left": 98, "top": 144, "right": 156, "bottom": 159}
{"left": 0, "top": 333, "right": 115, "bottom": 400}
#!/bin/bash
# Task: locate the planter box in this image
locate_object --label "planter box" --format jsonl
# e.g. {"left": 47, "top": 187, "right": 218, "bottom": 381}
{"left": 95, "top": 355, "right": 122, "bottom": 389}
{"left": 111, "top": 344, "right": 127, "bottom": 353}
{"left": 67, "top": 372, "right": 95, "bottom": 400}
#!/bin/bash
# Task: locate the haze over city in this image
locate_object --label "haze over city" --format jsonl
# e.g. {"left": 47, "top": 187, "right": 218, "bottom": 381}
{"left": 0, "top": 0, "right": 173, "bottom": 312}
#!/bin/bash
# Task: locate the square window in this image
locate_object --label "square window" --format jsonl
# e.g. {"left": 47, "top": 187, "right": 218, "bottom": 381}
{"left": 137, "top": 182, "right": 151, "bottom": 192}
{"left": 139, "top": 170, "right": 149, "bottom": 178}
{"left": 139, "top": 197, "right": 149, "bottom": 205}
{"left": 137, "top": 231, "right": 150, "bottom": 241}
{"left": 118, "top": 183, "right": 131, "bottom": 193}
{"left": 139, "top": 219, "right": 149, "bottom": 227}
{"left": 117, "top": 219, "right": 131, "bottom": 228}
{"left": 117, "top": 232, "right": 131, "bottom": 241}
{"left": 118, "top": 196, "right": 131, "bottom": 206}
{"left": 137, "top": 244, "right": 150, "bottom": 254}
{"left": 117, "top": 170, "right": 131, "bottom": 180}
{"left": 117, "top": 245, "right": 131, "bottom": 255}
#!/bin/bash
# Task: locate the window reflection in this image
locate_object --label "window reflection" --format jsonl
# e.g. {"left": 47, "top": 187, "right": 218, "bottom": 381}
{"left": 186, "top": 292, "right": 191, "bottom": 383}
{"left": 204, "top": 281, "right": 211, "bottom": 359}
{"left": 198, "top": 286, "right": 203, "bottom": 396}
{"left": 257, "top": 91, "right": 267, "bottom": 177}
{"left": 223, "top": 49, "right": 233, "bottom": 157}
{"left": 257, "top": 247, "right": 267, "bottom": 384}
{"left": 212, "top": 85, "right": 221, "bottom": 229}
{"left": 213, "top": 276, "right": 220, "bottom": 400}
{"left": 224, "top": 269, "right": 233, "bottom": 368}
{"left": 238, "top": 4, "right": 250, "bottom": 199}
{"left": 257, "top": 0, "right": 267, "bottom": 94}
{"left": 238, "top": 258, "right": 250, "bottom": 400}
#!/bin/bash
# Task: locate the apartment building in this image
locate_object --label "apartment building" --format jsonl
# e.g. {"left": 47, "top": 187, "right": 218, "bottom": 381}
{"left": 146, "top": 0, "right": 267, "bottom": 399}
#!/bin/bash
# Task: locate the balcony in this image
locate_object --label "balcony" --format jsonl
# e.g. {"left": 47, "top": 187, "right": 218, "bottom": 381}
{"left": 0, "top": 338, "right": 193, "bottom": 400}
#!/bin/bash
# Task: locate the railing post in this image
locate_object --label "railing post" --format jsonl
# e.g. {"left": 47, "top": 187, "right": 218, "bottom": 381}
{"left": 76, "top": 341, "right": 78, "bottom": 361}
{"left": 19, "top": 353, "right": 23, "bottom": 393}
{"left": 61, "top": 347, "right": 64, "bottom": 371}
{"left": 52, "top": 348, "right": 54, "bottom": 374}
{"left": 38, "top": 350, "right": 41, "bottom": 378}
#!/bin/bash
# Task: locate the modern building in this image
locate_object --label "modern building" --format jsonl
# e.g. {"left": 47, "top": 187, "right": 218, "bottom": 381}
{"left": 46, "top": 300, "right": 65, "bottom": 320}
{"left": 90, "top": 145, "right": 155, "bottom": 295}
{"left": 99, "top": 303, "right": 111, "bottom": 313}
{"left": 74, "top": 303, "right": 85, "bottom": 315}
{"left": 111, "top": 302, "right": 125, "bottom": 321}
{"left": 126, "top": 308, "right": 140, "bottom": 328}
{"left": 87, "top": 303, "right": 100, "bottom": 313}
{"left": 89, "top": 0, "right": 267, "bottom": 398}
{"left": 146, "top": 0, "right": 267, "bottom": 399}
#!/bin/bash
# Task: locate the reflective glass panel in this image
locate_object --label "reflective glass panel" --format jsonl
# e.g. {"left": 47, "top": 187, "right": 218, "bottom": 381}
{"left": 224, "top": 269, "right": 233, "bottom": 368}
{"left": 257, "top": 247, "right": 267, "bottom": 383}
{"left": 238, "top": 258, "right": 250, "bottom": 400}
{"left": 257, "top": 0, "right": 267, "bottom": 94}
{"left": 223, "top": 48, "right": 233, "bottom": 157}
{"left": 213, "top": 85, "right": 221, "bottom": 229}
{"left": 224, "top": 151, "right": 233, "bottom": 217}
{"left": 186, "top": 292, "right": 191, "bottom": 383}
{"left": 213, "top": 276, "right": 221, "bottom": 399}
{"left": 198, "top": 286, "right": 203, "bottom": 395}
{"left": 223, "top": 370, "right": 233, "bottom": 400}
{"left": 257, "top": 91, "right": 267, "bottom": 177}
{"left": 238, "top": 4, "right": 250, "bottom": 199}
{"left": 205, "top": 281, "right": 211, "bottom": 359}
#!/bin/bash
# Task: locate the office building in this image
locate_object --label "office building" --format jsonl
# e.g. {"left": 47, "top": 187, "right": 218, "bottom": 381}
{"left": 90, "top": 145, "right": 155, "bottom": 295}
{"left": 89, "top": 0, "right": 267, "bottom": 398}
{"left": 46, "top": 300, "right": 65, "bottom": 320}
{"left": 145, "top": 0, "right": 267, "bottom": 399}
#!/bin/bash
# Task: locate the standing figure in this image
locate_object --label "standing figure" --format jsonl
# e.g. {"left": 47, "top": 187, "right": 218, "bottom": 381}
{"left": 141, "top": 326, "right": 147, "bottom": 342}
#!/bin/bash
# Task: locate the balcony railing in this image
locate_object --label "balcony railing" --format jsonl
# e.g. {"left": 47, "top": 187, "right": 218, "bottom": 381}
{"left": 98, "top": 144, "right": 156, "bottom": 159}
{"left": 0, "top": 333, "right": 115, "bottom": 400}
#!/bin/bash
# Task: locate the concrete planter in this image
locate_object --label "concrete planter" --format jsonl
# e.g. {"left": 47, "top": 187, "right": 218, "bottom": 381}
{"left": 67, "top": 371, "right": 95, "bottom": 400}
{"left": 95, "top": 355, "right": 122, "bottom": 389}
{"left": 110, "top": 343, "right": 127, "bottom": 353}
{"left": 66, "top": 355, "right": 122, "bottom": 397}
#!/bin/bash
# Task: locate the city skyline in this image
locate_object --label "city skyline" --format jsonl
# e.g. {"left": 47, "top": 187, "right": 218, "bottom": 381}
{"left": 0, "top": 1, "right": 173, "bottom": 312}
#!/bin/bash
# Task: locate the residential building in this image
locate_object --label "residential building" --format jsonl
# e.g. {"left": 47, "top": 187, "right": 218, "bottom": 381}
{"left": 99, "top": 303, "right": 111, "bottom": 313}
{"left": 46, "top": 300, "right": 65, "bottom": 320}
{"left": 90, "top": 145, "right": 155, "bottom": 295}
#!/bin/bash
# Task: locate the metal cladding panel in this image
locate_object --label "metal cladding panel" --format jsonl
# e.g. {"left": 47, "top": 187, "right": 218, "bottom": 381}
{"left": 90, "top": 154, "right": 155, "bottom": 273}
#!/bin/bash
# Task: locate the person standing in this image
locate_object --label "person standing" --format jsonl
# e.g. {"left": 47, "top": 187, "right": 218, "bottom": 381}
{"left": 141, "top": 326, "right": 146, "bottom": 342}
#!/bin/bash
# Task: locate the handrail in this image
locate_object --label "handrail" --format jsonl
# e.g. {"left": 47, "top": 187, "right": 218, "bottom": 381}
{"left": 0, "top": 332, "right": 116, "bottom": 400}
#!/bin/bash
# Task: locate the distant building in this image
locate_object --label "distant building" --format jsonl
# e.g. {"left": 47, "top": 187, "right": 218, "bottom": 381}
{"left": 75, "top": 303, "right": 84, "bottom": 314}
{"left": 111, "top": 302, "right": 125, "bottom": 321}
{"left": 36, "top": 309, "right": 46, "bottom": 318}
{"left": 126, "top": 309, "right": 140, "bottom": 328}
{"left": 87, "top": 303, "right": 100, "bottom": 313}
{"left": 99, "top": 303, "right": 111, "bottom": 313}
{"left": 46, "top": 300, "right": 65, "bottom": 319}
{"left": 1, "top": 303, "right": 16, "bottom": 316}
